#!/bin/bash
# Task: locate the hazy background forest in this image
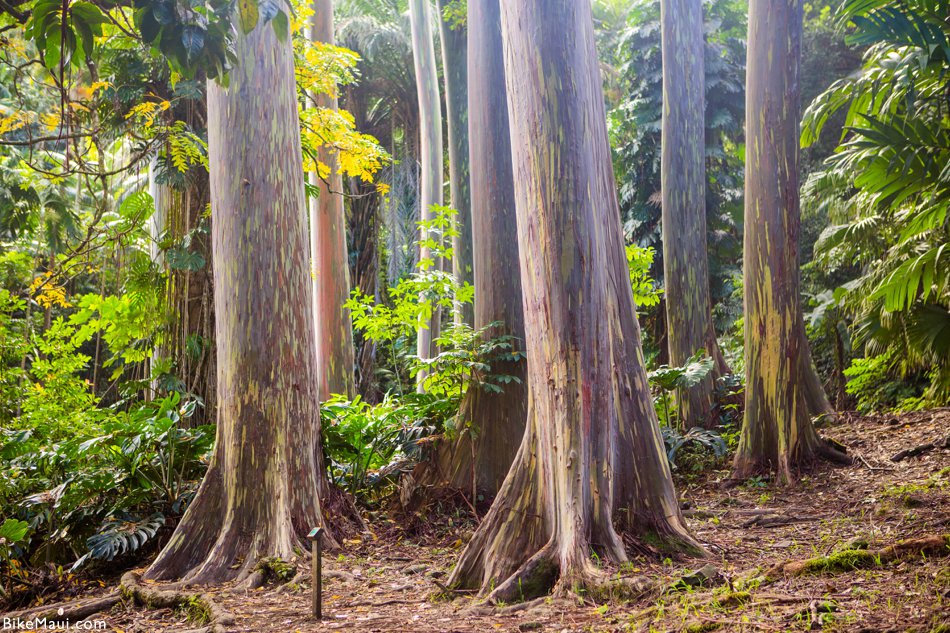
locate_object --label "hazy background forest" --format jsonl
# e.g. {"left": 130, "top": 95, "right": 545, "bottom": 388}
{"left": 0, "top": 0, "right": 948, "bottom": 631}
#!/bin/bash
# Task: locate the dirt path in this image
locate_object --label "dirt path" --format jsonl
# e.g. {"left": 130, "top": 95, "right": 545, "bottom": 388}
{"left": 19, "top": 411, "right": 950, "bottom": 632}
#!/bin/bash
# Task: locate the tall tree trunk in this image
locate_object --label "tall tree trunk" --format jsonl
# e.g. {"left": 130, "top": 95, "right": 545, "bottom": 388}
{"left": 145, "top": 17, "right": 331, "bottom": 585}
{"left": 660, "top": 0, "right": 727, "bottom": 429}
{"left": 148, "top": 153, "right": 216, "bottom": 426}
{"left": 348, "top": 176, "right": 381, "bottom": 402}
{"left": 732, "top": 0, "right": 848, "bottom": 485}
{"left": 449, "top": 0, "right": 697, "bottom": 601}
{"left": 409, "top": 0, "right": 444, "bottom": 390}
{"left": 417, "top": 0, "right": 527, "bottom": 498}
{"left": 310, "top": 0, "right": 355, "bottom": 399}
{"left": 436, "top": 0, "right": 473, "bottom": 326}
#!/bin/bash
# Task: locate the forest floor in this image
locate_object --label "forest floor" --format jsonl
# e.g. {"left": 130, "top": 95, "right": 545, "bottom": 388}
{"left": 8, "top": 409, "right": 950, "bottom": 632}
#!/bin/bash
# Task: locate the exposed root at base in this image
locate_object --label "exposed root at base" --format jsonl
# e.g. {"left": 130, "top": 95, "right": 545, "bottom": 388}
{"left": 817, "top": 437, "right": 853, "bottom": 465}
{"left": 483, "top": 543, "right": 654, "bottom": 606}
{"left": 119, "top": 571, "right": 235, "bottom": 633}
{"left": 3, "top": 593, "right": 121, "bottom": 624}
{"left": 765, "top": 534, "right": 950, "bottom": 580}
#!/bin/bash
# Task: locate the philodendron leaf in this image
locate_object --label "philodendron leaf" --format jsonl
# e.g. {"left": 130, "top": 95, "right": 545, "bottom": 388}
{"left": 182, "top": 26, "right": 206, "bottom": 61}
{"left": 0, "top": 518, "right": 30, "bottom": 544}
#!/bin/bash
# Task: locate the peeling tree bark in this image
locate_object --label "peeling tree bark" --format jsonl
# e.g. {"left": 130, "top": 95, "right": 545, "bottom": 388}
{"left": 448, "top": 0, "right": 698, "bottom": 601}
{"left": 436, "top": 0, "right": 474, "bottom": 327}
{"left": 660, "top": 0, "right": 728, "bottom": 429}
{"left": 409, "top": 0, "right": 444, "bottom": 390}
{"left": 732, "top": 0, "right": 848, "bottom": 485}
{"left": 145, "top": 18, "right": 331, "bottom": 585}
{"left": 310, "top": 0, "right": 355, "bottom": 399}
{"left": 419, "top": 0, "right": 527, "bottom": 498}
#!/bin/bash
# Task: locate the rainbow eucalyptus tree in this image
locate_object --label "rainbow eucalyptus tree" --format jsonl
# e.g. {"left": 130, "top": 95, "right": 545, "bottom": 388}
{"left": 145, "top": 15, "right": 331, "bottom": 585}
{"left": 436, "top": 0, "right": 473, "bottom": 326}
{"left": 660, "top": 0, "right": 728, "bottom": 428}
{"left": 448, "top": 0, "right": 698, "bottom": 600}
{"left": 732, "top": 0, "right": 850, "bottom": 484}
{"left": 422, "top": 0, "right": 526, "bottom": 497}
{"left": 309, "top": 0, "right": 355, "bottom": 398}
{"left": 409, "top": 0, "right": 444, "bottom": 389}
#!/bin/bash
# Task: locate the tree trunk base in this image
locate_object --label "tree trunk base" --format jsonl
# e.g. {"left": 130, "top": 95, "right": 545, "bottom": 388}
{"left": 732, "top": 437, "right": 852, "bottom": 484}
{"left": 120, "top": 572, "right": 234, "bottom": 633}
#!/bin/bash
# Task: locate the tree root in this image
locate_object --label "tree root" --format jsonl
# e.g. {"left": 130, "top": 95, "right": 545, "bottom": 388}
{"left": 891, "top": 436, "right": 950, "bottom": 462}
{"left": 3, "top": 592, "right": 121, "bottom": 624}
{"left": 765, "top": 534, "right": 950, "bottom": 580}
{"left": 816, "top": 437, "right": 853, "bottom": 465}
{"left": 483, "top": 544, "right": 654, "bottom": 605}
{"left": 120, "top": 571, "right": 235, "bottom": 633}
{"left": 740, "top": 514, "right": 814, "bottom": 528}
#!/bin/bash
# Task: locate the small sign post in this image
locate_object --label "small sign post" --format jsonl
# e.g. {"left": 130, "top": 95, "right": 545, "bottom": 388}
{"left": 307, "top": 527, "right": 325, "bottom": 620}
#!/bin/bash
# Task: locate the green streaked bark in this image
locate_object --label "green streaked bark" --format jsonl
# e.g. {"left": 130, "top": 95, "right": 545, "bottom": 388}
{"left": 418, "top": 0, "right": 526, "bottom": 498}
{"left": 436, "top": 0, "right": 474, "bottom": 327}
{"left": 409, "top": 0, "right": 444, "bottom": 390}
{"left": 145, "top": 17, "right": 331, "bottom": 585}
{"left": 660, "top": 0, "right": 728, "bottom": 429}
{"left": 449, "top": 0, "right": 696, "bottom": 600}
{"left": 732, "top": 0, "right": 848, "bottom": 485}
{"left": 310, "top": 0, "right": 355, "bottom": 399}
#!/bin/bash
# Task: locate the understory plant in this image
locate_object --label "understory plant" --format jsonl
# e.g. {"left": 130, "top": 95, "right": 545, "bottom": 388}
{"left": 648, "top": 350, "right": 729, "bottom": 469}
{"left": 335, "top": 206, "right": 524, "bottom": 500}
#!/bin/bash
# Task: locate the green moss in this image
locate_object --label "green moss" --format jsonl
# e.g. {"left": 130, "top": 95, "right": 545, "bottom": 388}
{"left": 178, "top": 595, "right": 212, "bottom": 625}
{"left": 799, "top": 549, "right": 879, "bottom": 574}
{"left": 685, "top": 622, "right": 722, "bottom": 633}
{"left": 713, "top": 591, "right": 751, "bottom": 609}
{"left": 255, "top": 557, "right": 296, "bottom": 584}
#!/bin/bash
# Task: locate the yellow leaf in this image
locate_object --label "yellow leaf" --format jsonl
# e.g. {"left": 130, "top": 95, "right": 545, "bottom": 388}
{"left": 238, "top": 0, "right": 258, "bottom": 33}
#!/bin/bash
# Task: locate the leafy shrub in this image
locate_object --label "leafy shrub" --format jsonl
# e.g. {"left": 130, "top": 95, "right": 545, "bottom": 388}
{"left": 660, "top": 426, "right": 728, "bottom": 470}
{"left": 844, "top": 352, "right": 928, "bottom": 412}
{"left": 0, "top": 392, "right": 212, "bottom": 588}
{"left": 648, "top": 350, "right": 715, "bottom": 429}
{"left": 648, "top": 351, "right": 732, "bottom": 471}
{"left": 321, "top": 393, "right": 453, "bottom": 501}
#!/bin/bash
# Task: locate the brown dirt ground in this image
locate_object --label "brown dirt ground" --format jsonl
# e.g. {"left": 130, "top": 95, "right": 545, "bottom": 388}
{"left": 10, "top": 410, "right": 950, "bottom": 632}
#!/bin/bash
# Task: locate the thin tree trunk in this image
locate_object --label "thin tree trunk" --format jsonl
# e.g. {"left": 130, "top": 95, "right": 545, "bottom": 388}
{"left": 418, "top": 0, "right": 526, "bottom": 497}
{"left": 348, "top": 176, "right": 381, "bottom": 402}
{"left": 409, "top": 0, "right": 444, "bottom": 391}
{"left": 660, "top": 0, "right": 728, "bottom": 429}
{"left": 732, "top": 0, "right": 848, "bottom": 485}
{"left": 147, "top": 155, "right": 178, "bottom": 401}
{"left": 310, "top": 0, "right": 356, "bottom": 399}
{"left": 145, "top": 17, "right": 332, "bottom": 585}
{"left": 147, "top": 152, "right": 215, "bottom": 426}
{"left": 436, "top": 0, "right": 473, "bottom": 326}
{"left": 449, "top": 0, "right": 697, "bottom": 601}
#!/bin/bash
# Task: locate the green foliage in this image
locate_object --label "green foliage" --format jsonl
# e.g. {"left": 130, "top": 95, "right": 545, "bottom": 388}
{"left": 605, "top": 0, "right": 746, "bottom": 330}
{"left": 76, "top": 513, "right": 165, "bottom": 569}
{"left": 347, "top": 205, "right": 521, "bottom": 397}
{"left": 843, "top": 351, "right": 928, "bottom": 412}
{"left": 649, "top": 351, "right": 716, "bottom": 393}
{"left": 337, "top": 206, "right": 524, "bottom": 500}
{"left": 626, "top": 244, "right": 662, "bottom": 309}
{"left": 660, "top": 426, "right": 728, "bottom": 470}
{"left": 647, "top": 351, "right": 728, "bottom": 469}
{"left": 321, "top": 393, "right": 452, "bottom": 501}
{"left": 1, "top": 392, "right": 213, "bottom": 587}
{"left": 802, "top": 0, "right": 950, "bottom": 405}
{"left": 441, "top": 0, "right": 467, "bottom": 30}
